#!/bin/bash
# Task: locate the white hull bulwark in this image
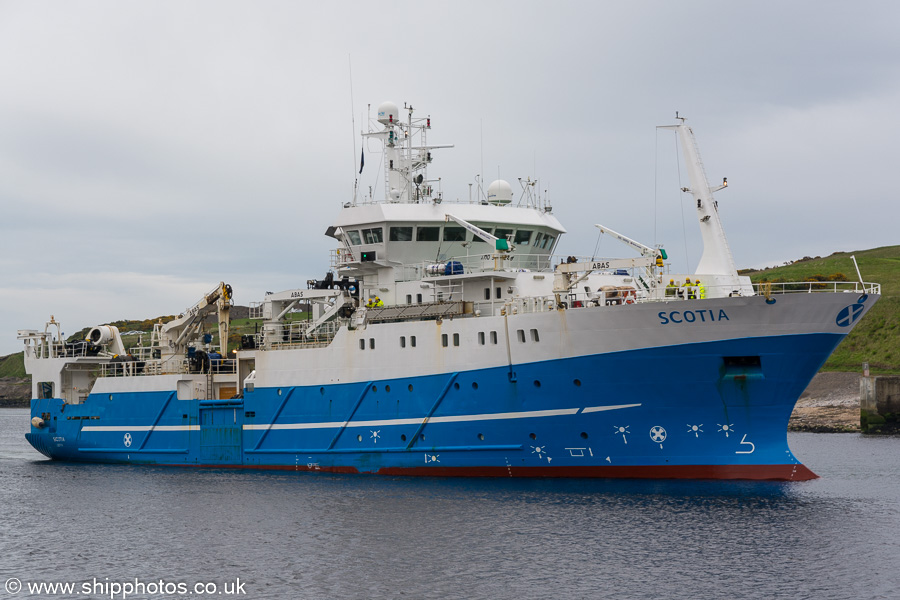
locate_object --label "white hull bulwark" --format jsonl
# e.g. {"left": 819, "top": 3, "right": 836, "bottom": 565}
{"left": 19, "top": 105, "right": 880, "bottom": 480}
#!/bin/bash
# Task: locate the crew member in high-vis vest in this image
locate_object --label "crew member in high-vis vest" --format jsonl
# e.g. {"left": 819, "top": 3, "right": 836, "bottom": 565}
{"left": 666, "top": 279, "right": 677, "bottom": 297}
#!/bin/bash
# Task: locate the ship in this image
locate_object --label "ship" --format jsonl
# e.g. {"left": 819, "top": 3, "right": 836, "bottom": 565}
{"left": 18, "top": 103, "right": 880, "bottom": 480}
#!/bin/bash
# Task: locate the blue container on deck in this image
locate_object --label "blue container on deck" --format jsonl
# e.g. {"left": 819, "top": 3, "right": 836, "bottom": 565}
{"left": 445, "top": 261, "right": 463, "bottom": 275}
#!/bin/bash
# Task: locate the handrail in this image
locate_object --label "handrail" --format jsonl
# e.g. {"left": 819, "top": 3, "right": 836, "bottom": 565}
{"left": 751, "top": 281, "right": 880, "bottom": 295}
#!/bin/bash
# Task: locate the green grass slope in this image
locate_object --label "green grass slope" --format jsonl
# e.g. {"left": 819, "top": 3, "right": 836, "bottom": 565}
{"left": 0, "top": 353, "right": 26, "bottom": 378}
{"left": 741, "top": 245, "right": 900, "bottom": 374}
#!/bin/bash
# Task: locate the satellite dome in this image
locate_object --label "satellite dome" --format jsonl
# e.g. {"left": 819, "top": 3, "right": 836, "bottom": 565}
{"left": 487, "top": 179, "right": 513, "bottom": 205}
{"left": 377, "top": 101, "right": 400, "bottom": 126}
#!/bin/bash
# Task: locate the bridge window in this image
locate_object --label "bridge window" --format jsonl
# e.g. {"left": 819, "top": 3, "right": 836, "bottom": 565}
{"left": 346, "top": 230, "right": 362, "bottom": 245}
{"left": 542, "top": 235, "right": 555, "bottom": 250}
{"left": 443, "top": 226, "right": 466, "bottom": 242}
{"left": 362, "top": 227, "right": 383, "bottom": 244}
{"left": 515, "top": 230, "right": 533, "bottom": 244}
{"left": 390, "top": 226, "right": 413, "bottom": 241}
{"left": 416, "top": 226, "right": 440, "bottom": 241}
{"left": 533, "top": 232, "right": 544, "bottom": 247}
{"left": 494, "top": 228, "right": 513, "bottom": 242}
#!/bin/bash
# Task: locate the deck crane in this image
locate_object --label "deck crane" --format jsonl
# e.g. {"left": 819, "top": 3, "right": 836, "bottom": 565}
{"left": 153, "top": 282, "right": 233, "bottom": 358}
{"left": 551, "top": 225, "right": 665, "bottom": 303}
{"left": 444, "top": 213, "right": 513, "bottom": 252}
{"left": 444, "top": 213, "right": 516, "bottom": 271}
{"left": 594, "top": 224, "right": 665, "bottom": 265}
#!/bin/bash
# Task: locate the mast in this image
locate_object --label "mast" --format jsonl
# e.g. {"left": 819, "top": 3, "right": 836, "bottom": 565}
{"left": 660, "top": 119, "right": 737, "bottom": 276}
{"left": 363, "top": 101, "right": 452, "bottom": 204}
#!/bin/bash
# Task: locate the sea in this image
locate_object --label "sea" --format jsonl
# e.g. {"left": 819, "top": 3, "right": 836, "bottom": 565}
{"left": 1, "top": 408, "right": 898, "bottom": 600}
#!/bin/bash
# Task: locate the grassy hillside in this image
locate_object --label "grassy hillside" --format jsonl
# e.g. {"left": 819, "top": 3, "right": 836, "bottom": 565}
{"left": 0, "top": 353, "right": 26, "bottom": 378}
{"left": 740, "top": 245, "right": 900, "bottom": 374}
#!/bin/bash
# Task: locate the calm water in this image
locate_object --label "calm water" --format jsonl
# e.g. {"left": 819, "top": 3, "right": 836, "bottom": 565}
{"left": 1, "top": 408, "right": 898, "bottom": 600}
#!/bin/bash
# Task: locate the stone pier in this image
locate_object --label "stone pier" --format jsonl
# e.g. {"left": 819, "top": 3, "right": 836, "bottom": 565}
{"left": 860, "top": 376, "right": 900, "bottom": 433}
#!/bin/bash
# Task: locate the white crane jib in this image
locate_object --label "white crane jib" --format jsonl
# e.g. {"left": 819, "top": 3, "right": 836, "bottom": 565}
{"left": 444, "top": 213, "right": 511, "bottom": 251}
{"left": 158, "top": 282, "right": 232, "bottom": 356}
{"left": 594, "top": 224, "right": 661, "bottom": 260}
{"left": 658, "top": 120, "right": 737, "bottom": 277}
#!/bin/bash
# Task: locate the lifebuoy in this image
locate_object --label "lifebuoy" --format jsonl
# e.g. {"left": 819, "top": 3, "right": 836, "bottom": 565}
{"left": 624, "top": 296, "right": 635, "bottom": 304}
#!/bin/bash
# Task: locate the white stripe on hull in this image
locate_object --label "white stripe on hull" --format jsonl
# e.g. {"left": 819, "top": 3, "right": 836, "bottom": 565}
{"left": 81, "top": 404, "right": 641, "bottom": 433}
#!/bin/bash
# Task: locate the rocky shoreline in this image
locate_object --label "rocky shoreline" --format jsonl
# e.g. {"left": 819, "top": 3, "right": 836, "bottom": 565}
{"left": 789, "top": 372, "right": 861, "bottom": 433}
{"left": 0, "top": 377, "right": 30, "bottom": 407}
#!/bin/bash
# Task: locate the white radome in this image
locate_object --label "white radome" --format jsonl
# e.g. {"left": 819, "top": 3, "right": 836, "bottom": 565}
{"left": 377, "top": 101, "right": 400, "bottom": 125}
{"left": 487, "top": 179, "right": 513, "bottom": 205}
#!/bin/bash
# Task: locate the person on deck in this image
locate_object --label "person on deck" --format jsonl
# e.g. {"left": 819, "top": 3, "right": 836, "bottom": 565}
{"left": 666, "top": 279, "right": 677, "bottom": 298}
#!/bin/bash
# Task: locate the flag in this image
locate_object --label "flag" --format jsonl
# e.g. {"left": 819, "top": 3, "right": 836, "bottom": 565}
{"left": 359, "top": 149, "right": 365, "bottom": 174}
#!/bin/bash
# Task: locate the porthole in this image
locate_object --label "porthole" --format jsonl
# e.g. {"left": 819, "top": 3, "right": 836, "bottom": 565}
{"left": 581, "top": 432, "right": 589, "bottom": 439}
{"left": 478, "top": 433, "right": 484, "bottom": 441}
{"left": 408, "top": 384, "right": 414, "bottom": 392}
{"left": 529, "top": 433, "right": 537, "bottom": 440}
{"left": 385, "top": 385, "right": 391, "bottom": 393}
{"left": 372, "top": 385, "right": 377, "bottom": 392}
{"left": 574, "top": 379, "right": 581, "bottom": 387}
{"left": 420, "top": 434, "right": 425, "bottom": 441}
{"left": 277, "top": 389, "right": 282, "bottom": 396}
{"left": 319, "top": 387, "right": 325, "bottom": 395}
{"left": 401, "top": 434, "right": 407, "bottom": 442}
{"left": 109, "top": 394, "right": 113, "bottom": 401}
{"left": 454, "top": 382, "right": 460, "bottom": 390}
{"left": 357, "top": 434, "right": 363, "bottom": 442}
{"left": 534, "top": 380, "right": 541, "bottom": 388}
{"left": 472, "top": 382, "right": 478, "bottom": 390}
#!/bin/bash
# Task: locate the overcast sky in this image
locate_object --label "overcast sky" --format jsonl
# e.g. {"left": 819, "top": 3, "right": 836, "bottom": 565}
{"left": 1, "top": 1, "right": 897, "bottom": 355}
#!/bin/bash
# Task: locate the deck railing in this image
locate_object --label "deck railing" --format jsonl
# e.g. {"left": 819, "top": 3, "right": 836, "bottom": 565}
{"left": 752, "top": 281, "right": 880, "bottom": 295}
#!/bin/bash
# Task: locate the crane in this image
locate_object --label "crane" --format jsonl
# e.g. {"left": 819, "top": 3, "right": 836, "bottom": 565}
{"left": 154, "top": 282, "right": 233, "bottom": 357}
{"left": 444, "top": 213, "right": 514, "bottom": 252}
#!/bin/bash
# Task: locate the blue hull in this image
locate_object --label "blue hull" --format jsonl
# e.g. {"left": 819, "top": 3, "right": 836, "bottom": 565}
{"left": 26, "top": 332, "right": 842, "bottom": 480}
